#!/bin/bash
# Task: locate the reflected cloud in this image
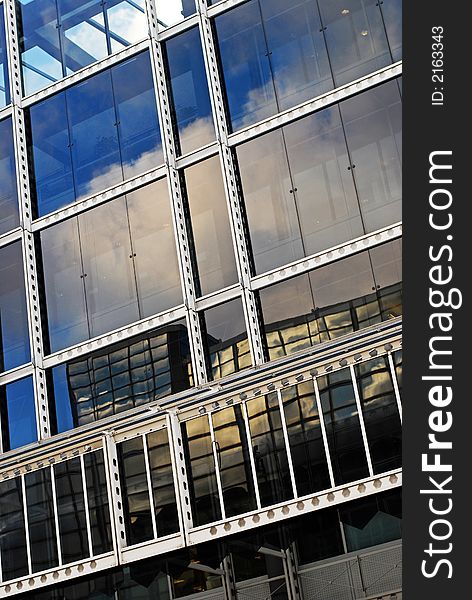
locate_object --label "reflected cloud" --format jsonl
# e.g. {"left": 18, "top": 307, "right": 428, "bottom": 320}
{"left": 178, "top": 116, "right": 215, "bottom": 155}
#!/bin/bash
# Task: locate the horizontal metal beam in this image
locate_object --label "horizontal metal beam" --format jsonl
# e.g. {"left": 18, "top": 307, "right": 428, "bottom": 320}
{"left": 0, "top": 227, "right": 22, "bottom": 250}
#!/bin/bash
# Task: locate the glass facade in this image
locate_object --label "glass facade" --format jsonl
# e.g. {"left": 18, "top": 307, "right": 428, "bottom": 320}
{"left": 0, "top": 0, "right": 402, "bottom": 597}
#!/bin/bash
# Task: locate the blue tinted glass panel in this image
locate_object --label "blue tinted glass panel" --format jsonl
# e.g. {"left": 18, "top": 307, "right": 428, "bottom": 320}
{"left": 106, "top": 0, "right": 147, "bottom": 52}
{"left": 0, "top": 8, "right": 10, "bottom": 107}
{"left": 18, "top": 0, "right": 63, "bottom": 95}
{"left": 166, "top": 27, "right": 215, "bottom": 155}
{"left": 156, "top": 0, "right": 195, "bottom": 30}
{"left": 28, "top": 92, "right": 75, "bottom": 216}
{"left": 112, "top": 52, "right": 163, "bottom": 178}
{"left": 0, "top": 242, "right": 31, "bottom": 372}
{"left": 40, "top": 218, "right": 89, "bottom": 352}
{"left": 67, "top": 70, "right": 121, "bottom": 199}
{"left": 2, "top": 377, "right": 37, "bottom": 451}
{"left": 0, "top": 118, "right": 20, "bottom": 235}
{"left": 317, "top": 0, "right": 391, "bottom": 85}
{"left": 214, "top": 1, "right": 277, "bottom": 130}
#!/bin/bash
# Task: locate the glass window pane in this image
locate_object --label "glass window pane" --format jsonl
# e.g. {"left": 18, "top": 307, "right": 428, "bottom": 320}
{"left": 126, "top": 180, "right": 182, "bottom": 317}
{"left": 0, "top": 242, "right": 31, "bottom": 372}
{"left": 381, "top": 0, "right": 402, "bottom": 61}
{"left": 67, "top": 70, "right": 121, "bottom": 199}
{"left": 58, "top": 0, "right": 108, "bottom": 74}
{"left": 40, "top": 218, "right": 89, "bottom": 352}
{"left": 318, "top": 368, "right": 370, "bottom": 485}
{"left": 0, "top": 118, "right": 19, "bottom": 235}
{"left": 237, "top": 129, "right": 304, "bottom": 274}
{"left": 28, "top": 92, "right": 76, "bottom": 216}
{"left": 106, "top": 0, "right": 147, "bottom": 51}
{"left": 246, "top": 393, "right": 293, "bottom": 507}
{"left": 355, "top": 356, "right": 402, "bottom": 473}
{"left": 341, "top": 80, "right": 402, "bottom": 232}
{"left": 202, "top": 298, "right": 250, "bottom": 381}
{"left": 166, "top": 27, "right": 215, "bottom": 156}
{"left": 156, "top": 0, "right": 195, "bottom": 30}
{"left": 54, "top": 457, "right": 89, "bottom": 563}
{"left": 317, "top": 0, "right": 391, "bottom": 86}
{"left": 119, "top": 437, "right": 154, "bottom": 546}
{"left": 25, "top": 467, "right": 59, "bottom": 572}
{"left": 49, "top": 321, "right": 193, "bottom": 431}
{"left": 281, "top": 381, "right": 331, "bottom": 496}
{"left": 214, "top": 1, "right": 277, "bottom": 130}
{"left": 83, "top": 449, "right": 113, "bottom": 555}
{"left": 78, "top": 198, "right": 139, "bottom": 338}
{"left": 212, "top": 405, "right": 257, "bottom": 517}
{"left": 260, "top": 0, "right": 332, "bottom": 111}
{"left": 147, "top": 429, "right": 180, "bottom": 537}
{"left": 393, "top": 349, "right": 402, "bottom": 393}
{"left": 112, "top": 52, "right": 163, "bottom": 179}
{"left": 0, "top": 477, "right": 29, "bottom": 581}
{"left": 290, "top": 508, "right": 344, "bottom": 565}
{"left": 370, "top": 239, "right": 402, "bottom": 321}
{"left": 0, "top": 10, "right": 10, "bottom": 107}
{"left": 18, "top": 0, "right": 63, "bottom": 95}
{"left": 184, "top": 156, "right": 238, "bottom": 295}
{"left": 182, "top": 415, "right": 221, "bottom": 526}
{"left": 1, "top": 377, "right": 37, "bottom": 452}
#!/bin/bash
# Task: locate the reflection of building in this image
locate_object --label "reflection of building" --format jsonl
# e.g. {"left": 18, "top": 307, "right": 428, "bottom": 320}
{"left": 0, "top": 0, "right": 402, "bottom": 599}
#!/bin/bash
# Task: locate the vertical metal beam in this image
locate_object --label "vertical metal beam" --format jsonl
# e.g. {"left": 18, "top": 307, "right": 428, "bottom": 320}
{"left": 103, "top": 432, "right": 127, "bottom": 555}
{"left": 388, "top": 353, "right": 403, "bottom": 424}
{"left": 145, "top": 0, "right": 208, "bottom": 385}
{"left": 50, "top": 465, "right": 63, "bottom": 566}
{"left": 241, "top": 400, "right": 262, "bottom": 510}
{"left": 350, "top": 365, "right": 374, "bottom": 477}
{"left": 196, "top": 0, "right": 265, "bottom": 368}
{"left": 208, "top": 412, "right": 227, "bottom": 520}
{"left": 277, "top": 390, "right": 298, "bottom": 499}
{"left": 142, "top": 433, "right": 158, "bottom": 539}
{"left": 3, "top": 0, "right": 51, "bottom": 440}
{"left": 79, "top": 453, "right": 94, "bottom": 558}
{"left": 21, "top": 474, "right": 33, "bottom": 575}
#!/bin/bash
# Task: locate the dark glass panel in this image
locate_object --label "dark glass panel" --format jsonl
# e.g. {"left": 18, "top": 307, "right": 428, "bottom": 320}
{"left": 318, "top": 368, "right": 370, "bottom": 485}
{"left": 212, "top": 405, "right": 257, "bottom": 517}
{"left": 281, "top": 381, "right": 331, "bottom": 496}
{"left": 40, "top": 218, "right": 88, "bottom": 352}
{"left": 165, "top": 27, "right": 215, "bottom": 155}
{"left": 380, "top": 0, "right": 402, "bottom": 61}
{"left": 236, "top": 128, "right": 304, "bottom": 274}
{"left": 112, "top": 52, "right": 163, "bottom": 178}
{"left": 317, "top": 0, "right": 391, "bottom": 85}
{"left": 355, "top": 357, "right": 402, "bottom": 473}
{"left": 18, "top": 0, "right": 63, "bottom": 95}
{"left": 67, "top": 70, "right": 121, "bottom": 199}
{"left": 119, "top": 437, "right": 154, "bottom": 546}
{"left": 393, "top": 350, "right": 402, "bottom": 393}
{"left": 341, "top": 80, "right": 402, "bottom": 232}
{"left": 0, "top": 118, "right": 19, "bottom": 235}
{"left": 78, "top": 197, "right": 139, "bottom": 338}
{"left": 214, "top": 1, "right": 277, "bottom": 130}
{"left": 58, "top": 0, "right": 108, "bottom": 74}
{"left": 182, "top": 415, "right": 221, "bottom": 526}
{"left": 202, "top": 298, "right": 251, "bottom": 381}
{"left": 0, "top": 11, "right": 9, "bottom": 107}
{"left": 54, "top": 457, "right": 89, "bottom": 563}
{"left": 0, "top": 477, "right": 29, "bottom": 581}
{"left": 0, "top": 242, "right": 31, "bottom": 371}
{"left": 156, "top": 0, "right": 196, "bottom": 30}
{"left": 50, "top": 321, "right": 192, "bottom": 431}
{"left": 1, "top": 377, "right": 37, "bottom": 452}
{"left": 83, "top": 449, "right": 113, "bottom": 555}
{"left": 246, "top": 393, "right": 293, "bottom": 507}
{"left": 289, "top": 508, "right": 344, "bottom": 565}
{"left": 260, "top": 0, "right": 332, "bottom": 111}
{"left": 170, "top": 545, "right": 223, "bottom": 598}
{"left": 339, "top": 489, "right": 401, "bottom": 551}
{"left": 147, "top": 429, "right": 179, "bottom": 537}
{"left": 106, "top": 0, "right": 147, "bottom": 52}
{"left": 25, "top": 467, "right": 58, "bottom": 572}
{"left": 28, "top": 92, "right": 76, "bottom": 216}
{"left": 184, "top": 156, "right": 238, "bottom": 296}
{"left": 126, "top": 180, "right": 182, "bottom": 317}
{"left": 370, "top": 239, "right": 403, "bottom": 320}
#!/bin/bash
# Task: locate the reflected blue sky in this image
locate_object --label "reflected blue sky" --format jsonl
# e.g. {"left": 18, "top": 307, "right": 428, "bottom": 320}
{"left": 0, "top": 8, "right": 10, "bottom": 107}
{"left": 0, "top": 119, "right": 20, "bottom": 236}
{"left": 2, "top": 377, "right": 37, "bottom": 451}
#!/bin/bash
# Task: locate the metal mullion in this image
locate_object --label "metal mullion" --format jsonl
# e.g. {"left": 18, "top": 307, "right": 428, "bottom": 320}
{"left": 388, "top": 353, "right": 402, "bottom": 423}
{"left": 241, "top": 400, "right": 261, "bottom": 510}
{"left": 142, "top": 433, "right": 158, "bottom": 539}
{"left": 349, "top": 364, "right": 374, "bottom": 477}
{"left": 79, "top": 453, "right": 94, "bottom": 558}
{"left": 313, "top": 376, "right": 336, "bottom": 488}
{"left": 276, "top": 389, "right": 298, "bottom": 499}
{"left": 50, "top": 464, "right": 63, "bottom": 566}
{"left": 208, "top": 412, "right": 226, "bottom": 520}
{"left": 165, "top": 412, "right": 186, "bottom": 537}
{"left": 21, "top": 475, "right": 33, "bottom": 575}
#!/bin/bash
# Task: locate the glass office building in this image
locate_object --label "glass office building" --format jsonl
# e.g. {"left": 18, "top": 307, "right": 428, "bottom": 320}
{"left": 0, "top": 0, "right": 402, "bottom": 598}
